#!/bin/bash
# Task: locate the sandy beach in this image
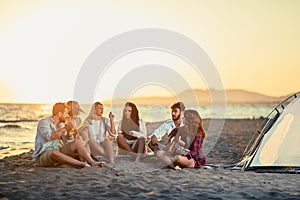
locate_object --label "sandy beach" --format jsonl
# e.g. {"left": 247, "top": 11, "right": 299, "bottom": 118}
{"left": 1, "top": 119, "right": 300, "bottom": 199}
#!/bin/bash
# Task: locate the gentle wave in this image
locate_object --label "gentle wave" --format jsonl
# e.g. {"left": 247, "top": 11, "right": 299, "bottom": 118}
{"left": 0, "top": 124, "right": 33, "bottom": 130}
{"left": 0, "top": 119, "right": 38, "bottom": 123}
{"left": 0, "top": 146, "right": 10, "bottom": 150}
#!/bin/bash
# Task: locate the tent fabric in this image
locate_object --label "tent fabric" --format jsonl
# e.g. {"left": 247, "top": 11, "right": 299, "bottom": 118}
{"left": 237, "top": 92, "right": 300, "bottom": 171}
{"left": 250, "top": 98, "right": 300, "bottom": 167}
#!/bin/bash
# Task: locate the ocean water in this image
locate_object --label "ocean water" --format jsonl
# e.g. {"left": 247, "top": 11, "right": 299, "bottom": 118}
{"left": 0, "top": 103, "right": 276, "bottom": 159}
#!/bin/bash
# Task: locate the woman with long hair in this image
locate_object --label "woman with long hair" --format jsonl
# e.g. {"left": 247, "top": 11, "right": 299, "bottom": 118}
{"left": 156, "top": 109, "right": 206, "bottom": 169}
{"left": 116, "top": 102, "right": 147, "bottom": 162}
{"left": 81, "top": 102, "right": 116, "bottom": 163}
{"left": 64, "top": 101, "right": 106, "bottom": 167}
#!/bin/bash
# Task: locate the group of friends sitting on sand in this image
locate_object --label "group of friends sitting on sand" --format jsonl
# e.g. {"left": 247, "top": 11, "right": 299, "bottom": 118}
{"left": 32, "top": 101, "right": 206, "bottom": 170}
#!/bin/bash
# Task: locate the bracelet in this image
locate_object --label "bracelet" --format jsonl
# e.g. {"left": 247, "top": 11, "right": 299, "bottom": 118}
{"left": 66, "top": 135, "right": 74, "bottom": 143}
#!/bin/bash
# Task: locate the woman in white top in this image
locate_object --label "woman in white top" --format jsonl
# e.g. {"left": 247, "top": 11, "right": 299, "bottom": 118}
{"left": 116, "top": 102, "right": 147, "bottom": 162}
{"left": 83, "top": 102, "right": 116, "bottom": 163}
{"left": 65, "top": 101, "right": 106, "bottom": 166}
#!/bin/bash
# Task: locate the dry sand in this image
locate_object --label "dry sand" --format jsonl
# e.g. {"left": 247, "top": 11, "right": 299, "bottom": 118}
{"left": 1, "top": 119, "right": 300, "bottom": 199}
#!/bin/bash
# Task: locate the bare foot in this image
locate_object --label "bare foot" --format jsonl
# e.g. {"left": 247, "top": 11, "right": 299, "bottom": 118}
{"left": 91, "top": 161, "right": 106, "bottom": 168}
{"left": 98, "top": 162, "right": 105, "bottom": 168}
{"left": 105, "top": 162, "right": 116, "bottom": 169}
{"left": 84, "top": 163, "right": 91, "bottom": 167}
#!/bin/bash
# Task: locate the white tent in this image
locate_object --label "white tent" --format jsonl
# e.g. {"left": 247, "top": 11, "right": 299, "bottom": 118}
{"left": 235, "top": 92, "right": 300, "bottom": 172}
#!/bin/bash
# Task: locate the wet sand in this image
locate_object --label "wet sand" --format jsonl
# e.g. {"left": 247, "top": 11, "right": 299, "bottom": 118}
{"left": 1, "top": 119, "right": 300, "bottom": 199}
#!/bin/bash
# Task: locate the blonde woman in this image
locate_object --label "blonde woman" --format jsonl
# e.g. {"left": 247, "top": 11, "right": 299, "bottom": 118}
{"left": 83, "top": 102, "right": 116, "bottom": 163}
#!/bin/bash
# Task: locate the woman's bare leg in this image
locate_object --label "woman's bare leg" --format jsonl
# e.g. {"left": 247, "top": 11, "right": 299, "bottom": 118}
{"left": 155, "top": 150, "right": 177, "bottom": 169}
{"left": 116, "top": 134, "right": 135, "bottom": 153}
{"left": 50, "top": 149, "right": 89, "bottom": 168}
{"left": 68, "top": 137, "right": 105, "bottom": 167}
{"left": 133, "top": 138, "right": 146, "bottom": 162}
{"left": 102, "top": 138, "right": 114, "bottom": 163}
{"left": 88, "top": 139, "right": 105, "bottom": 156}
{"left": 174, "top": 155, "right": 195, "bottom": 168}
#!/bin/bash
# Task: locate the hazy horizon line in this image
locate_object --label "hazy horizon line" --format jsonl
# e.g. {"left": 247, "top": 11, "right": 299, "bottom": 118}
{"left": 0, "top": 88, "right": 295, "bottom": 104}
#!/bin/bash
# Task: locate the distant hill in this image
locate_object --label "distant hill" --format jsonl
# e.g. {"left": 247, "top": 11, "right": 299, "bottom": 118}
{"left": 223, "top": 89, "right": 286, "bottom": 104}
{"left": 102, "top": 89, "right": 288, "bottom": 106}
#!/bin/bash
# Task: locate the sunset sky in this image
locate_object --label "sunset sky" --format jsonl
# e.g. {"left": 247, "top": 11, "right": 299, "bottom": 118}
{"left": 0, "top": 0, "right": 299, "bottom": 103}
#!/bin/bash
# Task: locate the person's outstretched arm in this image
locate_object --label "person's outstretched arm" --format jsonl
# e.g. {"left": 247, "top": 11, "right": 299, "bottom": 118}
{"left": 106, "top": 112, "right": 116, "bottom": 137}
